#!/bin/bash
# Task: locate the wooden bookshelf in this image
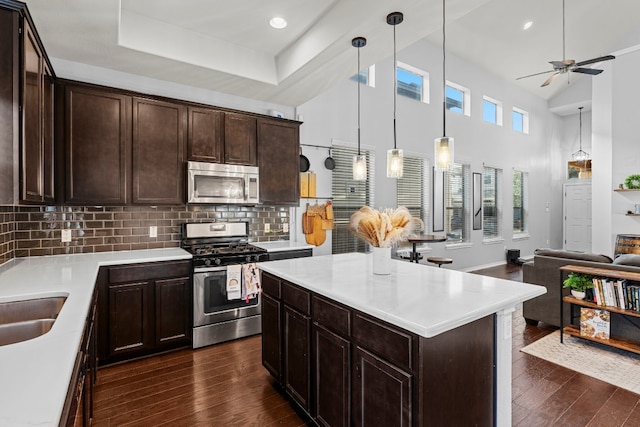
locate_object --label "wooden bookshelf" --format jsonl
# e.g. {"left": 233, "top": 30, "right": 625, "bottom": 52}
{"left": 560, "top": 265, "right": 640, "bottom": 355}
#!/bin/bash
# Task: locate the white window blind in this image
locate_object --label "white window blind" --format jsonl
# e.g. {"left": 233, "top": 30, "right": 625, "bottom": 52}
{"left": 513, "top": 170, "right": 528, "bottom": 233}
{"left": 331, "top": 145, "right": 375, "bottom": 254}
{"left": 445, "top": 163, "right": 470, "bottom": 242}
{"left": 482, "top": 166, "right": 502, "bottom": 239}
{"left": 397, "top": 156, "right": 428, "bottom": 232}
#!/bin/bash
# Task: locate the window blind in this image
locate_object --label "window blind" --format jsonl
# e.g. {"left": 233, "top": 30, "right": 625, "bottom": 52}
{"left": 482, "top": 166, "right": 501, "bottom": 239}
{"left": 331, "top": 145, "right": 375, "bottom": 254}
{"left": 513, "top": 170, "right": 528, "bottom": 233}
{"left": 397, "top": 156, "right": 428, "bottom": 232}
{"left": 445, "top": 163, "right": 470, "bottom": 242}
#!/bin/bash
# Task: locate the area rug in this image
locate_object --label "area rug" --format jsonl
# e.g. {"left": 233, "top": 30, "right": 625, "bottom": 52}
{"left": 520, "top": 330, "right": 640, "bottom": 395}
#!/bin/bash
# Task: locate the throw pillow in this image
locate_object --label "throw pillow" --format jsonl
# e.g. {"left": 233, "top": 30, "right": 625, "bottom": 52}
{"left": 613, "top": 254, "right": 640, "bottom": 267}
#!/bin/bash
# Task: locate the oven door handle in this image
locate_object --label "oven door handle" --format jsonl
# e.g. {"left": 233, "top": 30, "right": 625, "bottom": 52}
{"left": 194, "top": 266, "right": 228, "bottom": 273}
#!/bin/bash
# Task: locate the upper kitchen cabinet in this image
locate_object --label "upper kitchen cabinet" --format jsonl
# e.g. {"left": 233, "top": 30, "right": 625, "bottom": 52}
{"left": 187, "top": 107, "right": 224, "bottom": 163}
{"left": 132, "top": 97, "right": 186, "bottom": 205}
{"left": 224, "top": 113, "right": 257, "bottom": 166}
{"left": 258, "top": 119, "right": 300, "bottom": 206}
{"left": 0, "top": 2, "right": 56, "bottom": 204}
{"left": 62, "top": 83, "right": 131, "bottom": 205}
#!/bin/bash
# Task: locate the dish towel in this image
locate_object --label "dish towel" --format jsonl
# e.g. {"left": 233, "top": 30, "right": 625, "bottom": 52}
{"left": 226, "top": 264, "right": 242, "bottom": 300}
{"left": 242, "top": 263, "right": 261, "bottom": 302}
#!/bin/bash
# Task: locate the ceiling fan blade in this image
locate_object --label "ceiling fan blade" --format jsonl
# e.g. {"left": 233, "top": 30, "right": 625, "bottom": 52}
{"left": 575, "top": 55, "right": 615, "bottom": 67}
{"left": 541, "top": 72, "right": 560, "bottom": 87}
{"left": 573, "top": 67, "right": 604, "bottom": 75}
{"left": 516, "top": 69, "right": 555, "bottom": 80}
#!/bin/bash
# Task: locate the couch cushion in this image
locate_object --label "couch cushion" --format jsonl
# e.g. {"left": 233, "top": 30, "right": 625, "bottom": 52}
{"left": 533, "top": 249, "right": 613, "bottom": 263}
{"left": 613, "top": 254, "right": 640, "bottom": 266}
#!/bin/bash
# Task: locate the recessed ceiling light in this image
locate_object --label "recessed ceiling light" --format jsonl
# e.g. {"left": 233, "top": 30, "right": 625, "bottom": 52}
{"left": 523, "top": 21, "right": 533, "bottom": 31}
{"left": 270, "top": 17, "right": 287, "bottom": 29}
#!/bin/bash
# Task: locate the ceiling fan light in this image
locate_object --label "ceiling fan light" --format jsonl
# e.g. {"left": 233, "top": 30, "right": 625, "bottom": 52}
{"left": 434, "top": 136, "right": 454, "bottom": 171}
{"left": 386, "top": 149, "right": 404, "bottom": 178}
{"left": 353, "top": 155, "right": 367, "bottom": 181}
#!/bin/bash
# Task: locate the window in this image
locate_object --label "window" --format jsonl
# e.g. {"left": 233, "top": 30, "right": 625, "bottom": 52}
{"left": 482, "top": 95, "right": 503, "bottom": 126}
{"left": 445, "top": 81, "right": 470, "bottom": 116}
{"left": 513, "top": 170, "right": 528, "bottom": 234}
{"left": 350, "top": 65, "right": 375, "bottom": 87}
{"left": 396, "top": 61, "right": 429, "bottom": 103}
{"left": 397, "top": 156, "right": 428, "bottom": 231}
{"left": 482, "top": 166, "right": 502, "bottom": 239}
{"left": 444, "top": 162, "right": 470, "bottom": 243}
{"left": 331, "top": 145, "right": 375, "bottom": 254}
{"left": 512, "top": 107, "right": 529, "bottom": 134}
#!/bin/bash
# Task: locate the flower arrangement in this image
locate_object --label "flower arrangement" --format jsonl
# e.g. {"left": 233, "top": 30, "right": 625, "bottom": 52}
{"left": 349, "top": 206, "right": 423, "bottom": 248}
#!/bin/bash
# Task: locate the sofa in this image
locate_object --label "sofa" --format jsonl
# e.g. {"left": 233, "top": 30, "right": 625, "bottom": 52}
{"left": 522, "top": 249, "right": 640, "bottom": 327}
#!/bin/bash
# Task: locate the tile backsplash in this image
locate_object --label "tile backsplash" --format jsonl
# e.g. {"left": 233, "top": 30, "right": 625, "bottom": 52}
{"left": 2, "top": 204, "right": 289, "bottom": 260}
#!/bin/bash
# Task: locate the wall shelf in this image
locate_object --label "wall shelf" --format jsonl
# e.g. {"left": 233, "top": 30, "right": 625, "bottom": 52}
{"left": 614, "top": 188, "right": 640, "bottom": 192}
{"left": 626, "top": 213, "right": 640, "bottom": 217}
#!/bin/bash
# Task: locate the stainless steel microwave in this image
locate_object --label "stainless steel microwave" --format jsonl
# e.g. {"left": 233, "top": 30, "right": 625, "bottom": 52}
{"left": 187, "top": 161, "right": 259, "bottom": 204}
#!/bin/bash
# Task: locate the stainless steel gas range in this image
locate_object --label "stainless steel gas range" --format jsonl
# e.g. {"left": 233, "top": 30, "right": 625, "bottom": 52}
{"left": 180, "top": 222, "right": 268, "bottom": 349}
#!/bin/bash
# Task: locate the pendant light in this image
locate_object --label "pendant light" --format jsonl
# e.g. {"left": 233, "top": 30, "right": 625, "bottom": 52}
{"left": 386, "top": 12, "right": 404, "bottom": 178}
{"left": 572, "top": 106, "right": 589, "bottom": 164}
{"left": 434, "top": 0, "right": 454, "bottom": 171}
{"left": 352, "top": 37, "right": 367, "bottom": 181}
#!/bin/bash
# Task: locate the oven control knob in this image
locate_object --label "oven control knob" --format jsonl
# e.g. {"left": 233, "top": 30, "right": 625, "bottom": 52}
{"left": 204, "top": 259, "right": 211, "bottom": 266}
{"left": 245, "top": 255, "right": 252, "bottom": 263}
{"left": 214, "top": 258, "right": 221, "bottom": 266}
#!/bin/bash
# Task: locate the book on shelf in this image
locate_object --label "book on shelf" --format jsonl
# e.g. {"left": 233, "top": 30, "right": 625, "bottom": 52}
{"left": 580, "top": 308, "right": 610, "bottom": 340}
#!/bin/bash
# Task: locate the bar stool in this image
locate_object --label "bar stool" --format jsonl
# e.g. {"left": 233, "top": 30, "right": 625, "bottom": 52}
{"left": 426, "top": 256, "right": 453, "bottom": 268}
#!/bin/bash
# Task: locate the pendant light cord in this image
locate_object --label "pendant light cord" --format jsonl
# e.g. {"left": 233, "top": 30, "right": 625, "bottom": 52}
{"left": 579, "top": 106, "right": 583, "bottom": 150}
{"left": 393, "top": 21, "right": 398, "bottom": 150}
{"left": 357, "top": 44, "right": 361, "bottom": 155}
{"left": 442, "top": 0, "right": 446, "bottom": 138}
{"left": 562, "top": 0, "right": 566, "bottom": 60}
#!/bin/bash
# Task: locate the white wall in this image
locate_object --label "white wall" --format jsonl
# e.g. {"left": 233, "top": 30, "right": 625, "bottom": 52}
{"left": 297, "top": 38, "right": 567, "bottom": 269}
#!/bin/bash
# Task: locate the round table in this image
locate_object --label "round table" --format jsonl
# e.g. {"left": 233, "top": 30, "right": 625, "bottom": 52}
{"left": 407, "top": 235, "right": 447, "bottom": 263}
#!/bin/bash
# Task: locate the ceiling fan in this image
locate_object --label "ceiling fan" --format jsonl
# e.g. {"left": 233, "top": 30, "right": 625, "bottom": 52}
{"left": 516, "top": 0, "right": 615, "bottom": 87}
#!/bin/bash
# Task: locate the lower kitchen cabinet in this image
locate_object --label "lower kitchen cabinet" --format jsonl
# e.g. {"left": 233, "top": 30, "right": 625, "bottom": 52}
{"left": 97, "top": 260, "right": 191, "bottom": 365}
{"left": 314, "top": 324, "right": 350, "bottom": 427}
{"left": 267, "top": 248, "right": 312, "bottom": 261}
{"left": 284, "top": 305, "right": 311, "bottom": 412}
{"left": 261, "top": 292, "right": 282, "bottom": 381}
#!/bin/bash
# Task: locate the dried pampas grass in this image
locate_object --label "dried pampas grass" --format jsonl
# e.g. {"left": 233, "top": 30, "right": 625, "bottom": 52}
{"left": 349, "top": 206, "right": 423, "bottom": 248}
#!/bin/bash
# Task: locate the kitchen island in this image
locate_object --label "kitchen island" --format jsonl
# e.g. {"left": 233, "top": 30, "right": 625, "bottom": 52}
{"left": 0, "top": 248, "right": 191, "bottom": 426}
{"left": 258, "top": 253, "right": 545, "bottom": 427}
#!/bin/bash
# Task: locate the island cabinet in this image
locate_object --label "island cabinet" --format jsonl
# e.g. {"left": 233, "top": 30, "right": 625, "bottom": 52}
{"left": 97, "top": 260, "right": 192, "bottom": 365}
{"left": 257, "top": 119, "right": 300, "bottom": 206}
{"left": 261, "top": 271, "right": 496, "bottom": 427}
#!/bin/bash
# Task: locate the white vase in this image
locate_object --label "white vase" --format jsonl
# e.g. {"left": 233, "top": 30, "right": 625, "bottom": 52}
{"left": 372, "top": 246, "right": 392, "bottom": 275}
{"left": 571, "top": 289, "right": 585, "bottom": 300}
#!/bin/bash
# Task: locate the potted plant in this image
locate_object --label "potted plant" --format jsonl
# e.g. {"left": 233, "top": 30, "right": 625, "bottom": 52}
{"left": 563, "top": 272, "right": 594, "bottom": 300}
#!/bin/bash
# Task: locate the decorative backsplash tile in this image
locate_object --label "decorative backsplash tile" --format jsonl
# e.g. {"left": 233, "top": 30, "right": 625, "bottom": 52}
{"left": 4, "top": 204, "right": 289, "bottom": 260}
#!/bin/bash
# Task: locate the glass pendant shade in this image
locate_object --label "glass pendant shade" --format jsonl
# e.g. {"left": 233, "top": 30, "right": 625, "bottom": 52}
{"left": 434, "top": 136, "right": 454, "bottom": 171}
{"left": 352, "top": 155, "right": 367, "bottom": 180}
{"left": 386, "top": 148, "right": 404, "bottom": 178}
{"left": 572, "top": 149, "right": 589, "bottom": 162}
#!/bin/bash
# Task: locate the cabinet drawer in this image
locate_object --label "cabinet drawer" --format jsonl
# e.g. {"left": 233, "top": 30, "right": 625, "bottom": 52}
{"left": 282, "top": 281, "right": 310, "bottom": 315}
{"left": 312, "top": 295, "right": 350, "bottom": 337}
{"left": 353, "top": 313, "right": 414, "bottom": 372}
{"left": 108, "top": 260, "right": 191, "bottom": 284}
{"left": 262, "top": 273, "right": 281, "bottom": 299}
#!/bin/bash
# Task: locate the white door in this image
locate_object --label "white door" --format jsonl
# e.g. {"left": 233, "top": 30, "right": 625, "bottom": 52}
{"left": 563, "top": 182, "right": 592, "bottom": 252}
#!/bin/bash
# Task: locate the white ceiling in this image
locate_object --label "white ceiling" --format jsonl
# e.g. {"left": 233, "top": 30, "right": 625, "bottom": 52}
{"left": 25, "top": 0, "right": 640, "bottom": 107}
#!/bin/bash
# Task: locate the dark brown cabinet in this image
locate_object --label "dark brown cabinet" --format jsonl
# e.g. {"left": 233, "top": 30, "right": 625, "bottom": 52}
{"left": 314, "top": 324, "right": 350, "bottom": 427}
{"left": 132, "top": 97, "right": 186, "bottom": 205}
{"left": 98, "top": 260, "right": 191, "bottom": 365}
{"left": 62, "top": 84, "right": 130, "bottom": 205}
{"left": 284, "top": 305, "right": 311, "bottom": 411}
{"left": 261, "top": 292, "right": 282, "bottom": 381}
{"left": 224, "top": 113, "right": 257, "bottom": 166}
{"left": 187, "top": 107, "right": 224, "bottom": 163}
{"left": 258, "top": 119, "right": 300, "bottom": 205}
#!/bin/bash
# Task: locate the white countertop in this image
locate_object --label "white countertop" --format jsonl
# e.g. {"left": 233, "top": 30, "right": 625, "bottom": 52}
{"left": 252, "top": 240, "right": 314, "bottom": 253}
{"left": 0, "top": 248, "right": 191, "bottom": 427}
{"left": 258, "top": 253, "right": 546, "bottom": 338}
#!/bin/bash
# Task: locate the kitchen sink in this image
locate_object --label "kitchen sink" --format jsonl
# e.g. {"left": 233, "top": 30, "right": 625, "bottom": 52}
{"left": 0, "top": 296, "right": 66, "bottom": 346}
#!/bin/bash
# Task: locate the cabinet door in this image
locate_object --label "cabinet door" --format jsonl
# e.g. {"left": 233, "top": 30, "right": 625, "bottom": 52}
{"left": 261, "top": 293, "right": 282, "bottom": 381}
{"left": 314, "top": 324, "right": 350, "bottom": 427}
{"left": 42, "top": 65, "right": 55, "bottom": 202}
{"left": 224, "top": 113, "right": 256, "bottom": 165}
{"left": 188, "top": 107, "right": 224, "bottom": 162}
{"left": 107, "top": 281, "right": 154, "bottom": 358}
{"left": 258, "top": 120, "right": 300, "bottom": 205}
{"left": 132, "top": 98, "right": 186, "bottom": 204}
{"left": 284, "top": 305, "right": 311, "bottom": 412}
{"left": 21, "top": 20, "right": 43, "bottom": 203}
{"left": 65, "top": 85, "right": 130, "bottom": 204}
{"left": 155, "top": 276, "right": 191, "bottom": 347}
{"left": 353, "top": 346, "right": 412, "bottom": 427}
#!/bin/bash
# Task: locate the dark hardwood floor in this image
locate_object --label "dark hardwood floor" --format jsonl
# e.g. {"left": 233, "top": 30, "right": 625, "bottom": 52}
{"left": 92, "top": 263, "right": 640, "bottom": 427}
